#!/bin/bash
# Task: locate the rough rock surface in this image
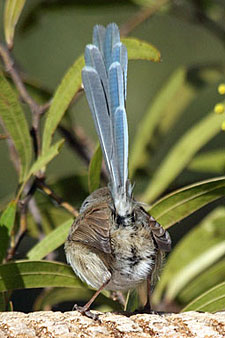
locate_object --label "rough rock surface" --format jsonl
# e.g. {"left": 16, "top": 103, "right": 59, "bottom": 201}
{"left": 0, "top": 311, "right": 224, "bottom": 337}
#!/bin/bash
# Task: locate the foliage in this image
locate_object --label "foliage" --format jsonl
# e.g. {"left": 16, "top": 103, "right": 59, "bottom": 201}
{"left": 0, "top": 0, "right": 224, "bottom": 313}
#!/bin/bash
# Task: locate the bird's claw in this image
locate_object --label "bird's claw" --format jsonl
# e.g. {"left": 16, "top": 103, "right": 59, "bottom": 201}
{"left": 73, "top": 304, "right": 100, "bottom": 320}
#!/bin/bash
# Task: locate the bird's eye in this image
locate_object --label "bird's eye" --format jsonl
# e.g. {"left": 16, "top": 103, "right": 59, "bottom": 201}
{"left": 80, "top": 199, "right": 89, "bottom": 211}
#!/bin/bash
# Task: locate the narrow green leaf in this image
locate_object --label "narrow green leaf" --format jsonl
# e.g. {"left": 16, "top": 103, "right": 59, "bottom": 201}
{"left": 152, "top": 207, "right": 225, "bottom": 304}
{"left": 17, "top": 139, "right": 64, "bottom": 199}
{"left": 0, "top": 261, "right": 80, "bottom": 292}
{"left": 149, "top": 176, "right": 225, "bottom": 228}
{"left": 88, "top": 144, "right": 102, "bottom": 193}
{"left": 0, "top": 72, "right": 32, "bottom": 182}
{"left": 4, "top": 0, "right": 26, "bottom": 48}
{"left": 125, "top": 289, "right": 139, "bottom": 312}
{"left": 0, "top": 200, "right": 17, "bottom": 263}
{"left": 130, "top": 68, "right": 186, "bottom": 176}
{"left": 179, "top": 259, "right": 225, "bottom": 304}
{"left": 142, "top": 112, "right": 225, "bottom": 203}
{"left": 29, "top": 139, "right": 64, "bottom": 178}
{"left": 188, "top": 150, "right": 225, "bottom": 174}
{"left": 27, "top": 218, "right": 73, "bottom": 260}
{"left": 42, "top": 55, "right": 84, "bottom": 154}
{"left": 166, "top": 242, "right": 225, "bottom": 301}
{"left": 182, "top": 282, "right": 225, "bottom": 312}
{"left": 158, "top": 81, "right": 195, "bottom": 136}
{"left": 122, "top": 38, "right": 160, "bottom": 62}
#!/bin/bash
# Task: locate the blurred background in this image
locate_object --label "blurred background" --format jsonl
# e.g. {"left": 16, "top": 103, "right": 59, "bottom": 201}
{"left": 0, "top": 0, "right": 224, "bottom": 313}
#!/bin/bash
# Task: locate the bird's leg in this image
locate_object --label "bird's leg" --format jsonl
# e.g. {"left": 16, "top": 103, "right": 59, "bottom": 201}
{"left": 143, "top": 276, "right": 152, "bottom": 313}
{"left": 142, "top": 276, "right": 162, "bottom": 315}
{"left": 74, "top": 279, "right": 110, "bottom": 320}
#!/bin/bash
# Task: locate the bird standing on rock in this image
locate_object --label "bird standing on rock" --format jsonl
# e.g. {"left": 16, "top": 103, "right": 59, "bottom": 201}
{"left": 65, "top": 23, "right": 171, "bottom": 317}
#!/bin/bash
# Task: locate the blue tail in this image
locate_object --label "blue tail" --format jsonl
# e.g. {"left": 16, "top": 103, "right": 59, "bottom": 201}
{"left": 82, "top": 23, "right": 132, "bottom": 216}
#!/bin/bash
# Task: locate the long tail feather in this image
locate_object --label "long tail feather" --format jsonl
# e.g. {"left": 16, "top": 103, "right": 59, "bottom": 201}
{"left": 109, "top": 62, "right": 125, "bottom": 114}
{"left": 82, "top": 23, "right": 132, "bottom": 216}
{"left": 84, "top": 45, "right": 108, "bottom": 96}
{"left": 104, "top": 23, "right": 120, "bottom": 71}
{"left": 113, "top": 106, "right": 128, "bottom": 189}
{"left": 82, "top": 66, "right": 117, "bottom": 188}
{"left": 92, "top": 25, "right": 106, "bottom": 55}
{"left": 112, "top": 42, "right": 128, "bottom": 99}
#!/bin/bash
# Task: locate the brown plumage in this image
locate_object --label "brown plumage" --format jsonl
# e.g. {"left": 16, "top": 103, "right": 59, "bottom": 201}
{"left": 65, "top": 188, "right": 171, "bottom": 313}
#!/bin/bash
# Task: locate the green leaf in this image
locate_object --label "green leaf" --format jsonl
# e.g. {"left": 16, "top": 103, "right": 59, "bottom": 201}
{"left": 179, "top": 259, "right": 225, "bottom": 304}
{"left": 0, "top": 200, "right": 17, "bottom": 263}
{"left": 17, "top": 139, "right": 64, "bottom": 199}
{"left": 149, "top": 176, "right": 225, "bottom": 228}
{"left": 188, "top": 150, "right": 225, "bottom": 174}
{"left": 0, "top": 72, "right": 32, "bottom": 182}
{"left": 27, "top": 218, "right": 73, "bottom": 260}
{"left": 88, "top": 144, "right": 102, "bottom": 194}
{"left": 29, "top": 139, "right": 64, "bottom": 177}
{"left": 0, "top": 260, "right": 80, "bottom": 292}
{"left": 142, "top": 112, "right": 225, "bottom": 203}
{"left": 166, "top": 242, "right": 225, "bottom": 302}
{"left": 42, "top": 55, "right": 84, "bottom": 154}
{"left": 125, "top": 289, "right": 139, "bottom": 312}
{"left": 129, "top": 68, "right": 186, "bottom": 176}
{"left": 4, "top": 0, "right": 26, "bottom": 49}
{"left": 182, "top": 282, "right": 225, "bottom": 312}
{"left": 122, "top": 38, "right": 160, "bottom": 62}
{"left": 152, "top": 207, "right": 225, "bottom": 304}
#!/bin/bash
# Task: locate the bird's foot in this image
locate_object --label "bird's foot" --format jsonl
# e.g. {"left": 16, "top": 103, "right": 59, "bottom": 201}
{"left": 73, "top": 304, "right": 100, "bottom": 321}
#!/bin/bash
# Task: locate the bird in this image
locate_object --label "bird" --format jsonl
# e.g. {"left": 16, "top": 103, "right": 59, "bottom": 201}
{"left": 64, "top": 23, "right": 171, "bottom": 317}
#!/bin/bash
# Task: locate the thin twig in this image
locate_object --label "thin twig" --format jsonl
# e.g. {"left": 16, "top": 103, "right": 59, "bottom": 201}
{"left": 0, "top": 133, "right": 8, "bottom": 140}
{"left": 120, "top": 0, "right": 170, "bottom": 37}
{"left": 36, "top": 178, "right": 79, "bottom": 217}
{"left": 0, "top": 44, "right": 42, "bottom": 113}
{"left": 58, "top": 124, "right": 108, "bottom": 182}
{"left": 0, "top": 43, "right": 49, "bottom": 157}
{"left": 58, "top": 124, "right": 93, "bottom": 166}
{"left": 6, "top": 180, "right": 37, "bottom": 261}
{"left": 191, "top": 0, "right": 225, "bottom": 45}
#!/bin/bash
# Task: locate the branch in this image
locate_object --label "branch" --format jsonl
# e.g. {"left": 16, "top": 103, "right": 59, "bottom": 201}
{"left": 6, "top": 180, "right": 37, "bottom": 261}
{"left": 58, "top": 124, "right": 108, "bottom": 182}
{"left": 0, "top": 134, "right": 8, "bottom": 140}
{"left": 120, "top": 0, "right": 170, "bottom": 36}
{"left": 0, "top": 43, "right": 49, "bottom": 157}
{"left": 36, "top": 178, "right": 79, "bottom": 217}
{"left": 58, "top": 124, "right": 93, "bottom": 167}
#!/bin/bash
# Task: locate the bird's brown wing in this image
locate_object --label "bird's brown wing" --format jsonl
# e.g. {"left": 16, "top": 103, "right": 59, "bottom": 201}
{"left": 69, "top": 202, "right": 112, "bottom": 254}
{"left": 147, "top": 212, "right": 171, "bottom": 252}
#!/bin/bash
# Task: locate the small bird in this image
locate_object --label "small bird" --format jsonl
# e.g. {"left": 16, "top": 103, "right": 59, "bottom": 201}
{"left": 65, "top": 23, "right": 171, "bottom": 316}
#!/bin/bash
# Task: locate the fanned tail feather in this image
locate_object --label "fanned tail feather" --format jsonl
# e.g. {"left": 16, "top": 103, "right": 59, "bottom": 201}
{"left": 82, "top": 23, "right": 132, "bottom": 216}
